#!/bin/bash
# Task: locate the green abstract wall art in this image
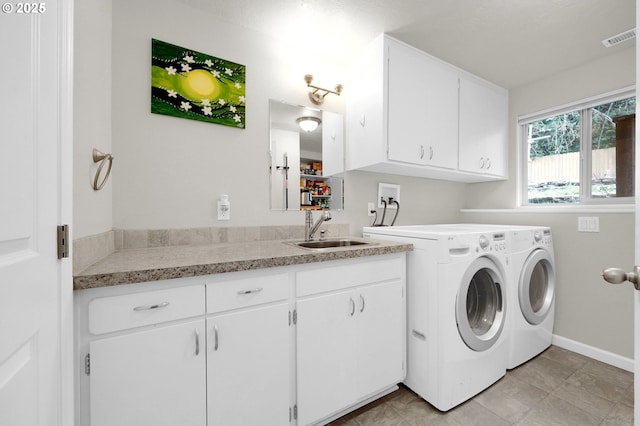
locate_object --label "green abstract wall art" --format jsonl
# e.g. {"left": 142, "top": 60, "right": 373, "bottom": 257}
{"left": 151, "top": 39, "right": 246, "bottom": 128}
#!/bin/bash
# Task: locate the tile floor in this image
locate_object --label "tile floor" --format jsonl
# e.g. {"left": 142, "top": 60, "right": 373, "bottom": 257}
{"left": 329, "top": 346, "right": 634, "bottom": 425}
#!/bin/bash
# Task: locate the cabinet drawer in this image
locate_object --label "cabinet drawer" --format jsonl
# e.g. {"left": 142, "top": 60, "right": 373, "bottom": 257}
{"left": 88, "top": 285, "right": 205, "bottom": 335}
{"left": 297, "top": 256, "right": 405, "bottom": 297}
{"left": 206, "top": 273, "right": 289, "bottom": 314}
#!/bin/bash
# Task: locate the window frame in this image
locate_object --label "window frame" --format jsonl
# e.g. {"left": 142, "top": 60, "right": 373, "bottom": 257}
{"left": 519, "top": 86, "right": 636, "bottom": 206}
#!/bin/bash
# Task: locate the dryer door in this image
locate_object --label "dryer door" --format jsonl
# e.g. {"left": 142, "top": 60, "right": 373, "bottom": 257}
{"left": 456, "top": 257, "right": 507, "bottom": 352}
{"left": 519, "top": 249, "right": 555, "bottom": 325}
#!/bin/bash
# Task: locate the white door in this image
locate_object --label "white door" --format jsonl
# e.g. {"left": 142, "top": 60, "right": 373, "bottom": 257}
{"left": 0, "top": 1, "right": 73, "bottom": 425}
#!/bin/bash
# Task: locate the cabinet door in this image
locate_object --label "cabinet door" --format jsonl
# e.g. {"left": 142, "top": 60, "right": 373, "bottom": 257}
{"left": 207, "top": 302, "right": 290, "bottom": 426}
{"left": 355, "top": 280, "right": 405, "bottom": 397}
{"left": 322, "top": 110, "right": 344, "bottom": 177}
{"left": 296, "top": 289, "right": 358, "bottom": 425}
{"left": 387, "top": 38, "right": 458, "bottom": 169}
{"left": 90, "top": 319, "right": 206, "bottom": 426}
{"left": 459, "top": 76, "right": 508, "bottom": 177}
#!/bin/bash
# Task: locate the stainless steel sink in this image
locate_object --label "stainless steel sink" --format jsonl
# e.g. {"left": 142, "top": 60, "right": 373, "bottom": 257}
{"left": 293, "top": 239, "right": 372, "bottom": 249}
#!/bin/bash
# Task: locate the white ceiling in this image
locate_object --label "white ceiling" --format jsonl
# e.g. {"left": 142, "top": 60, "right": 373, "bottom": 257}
{"left": 176, "top": 0, "right": 635, "bottom": 89}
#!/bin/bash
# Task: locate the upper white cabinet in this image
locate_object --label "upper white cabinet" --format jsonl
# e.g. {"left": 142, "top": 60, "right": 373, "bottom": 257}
{"left": 387, "top": 38, "right": 459, "bottom": 169}
{"left": 347, "top": 34, "right": 508, "bottom": 182}
{"left": 458, "top": 75, "right": 508, "bottom": 177}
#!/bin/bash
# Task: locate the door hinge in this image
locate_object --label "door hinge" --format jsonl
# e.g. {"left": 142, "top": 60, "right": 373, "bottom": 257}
{"left": 293, "top": 309, "right": 297, "bottom": 325}
{"left": 57, "top": 225, "right": 69, "bottom": 259}
{"left": 84, "top": 353, "right": 90, "bottom": 375}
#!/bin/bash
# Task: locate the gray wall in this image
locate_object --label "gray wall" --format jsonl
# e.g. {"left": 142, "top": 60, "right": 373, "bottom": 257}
{"left": 461, "top": 47, "right": 636, "bottom": 359}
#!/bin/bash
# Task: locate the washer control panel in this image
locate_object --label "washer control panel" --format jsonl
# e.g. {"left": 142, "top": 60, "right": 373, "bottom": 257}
{"left": 478, "top": 232, "right": 508, "bottom": 253}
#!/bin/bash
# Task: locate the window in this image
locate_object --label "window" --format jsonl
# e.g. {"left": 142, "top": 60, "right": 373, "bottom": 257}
{"left": 521, "top": 89, "right": 635, "bottom": 205}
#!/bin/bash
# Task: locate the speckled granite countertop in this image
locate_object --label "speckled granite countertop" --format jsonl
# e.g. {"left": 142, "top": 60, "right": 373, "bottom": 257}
{"left": 73, "top": 238, "right": 412, "bottom": 290}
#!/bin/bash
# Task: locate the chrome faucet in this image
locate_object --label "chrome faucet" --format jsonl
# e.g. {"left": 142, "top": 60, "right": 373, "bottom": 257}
{"left": 305, "top": 209, "right": 332, "bottom": 241}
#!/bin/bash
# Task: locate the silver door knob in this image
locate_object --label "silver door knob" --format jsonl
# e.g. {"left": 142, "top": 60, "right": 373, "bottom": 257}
{"left": 602, "top": 266, "right": 640, "bottom": 290}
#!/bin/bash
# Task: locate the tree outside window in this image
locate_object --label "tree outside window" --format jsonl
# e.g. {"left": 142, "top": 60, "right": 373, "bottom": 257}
{"left": 524, "top": 94, "right": 635, "bottom": 204}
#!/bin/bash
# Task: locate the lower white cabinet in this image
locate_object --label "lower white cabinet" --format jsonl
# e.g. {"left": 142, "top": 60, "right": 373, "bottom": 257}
{"left": 295, "top": 256, "right": 406, "bottom": 425}
{"left": 207, "top": 302, "right": 290, "bottom": 425}
{"left": 75, "top": 254, "right": 406, "bottom": 426}
{"left": 90, "top": 319, "right": 207, "bottom": 426}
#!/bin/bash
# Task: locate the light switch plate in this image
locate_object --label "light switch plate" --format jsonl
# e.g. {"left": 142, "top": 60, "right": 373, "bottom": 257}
{"left": 578, "top": 216, "right": 599, "bottom": 232}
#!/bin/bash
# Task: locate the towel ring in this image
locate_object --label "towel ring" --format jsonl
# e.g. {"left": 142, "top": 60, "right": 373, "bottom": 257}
{"left": 92, "top": 148, "right": 113, "bottom": 191}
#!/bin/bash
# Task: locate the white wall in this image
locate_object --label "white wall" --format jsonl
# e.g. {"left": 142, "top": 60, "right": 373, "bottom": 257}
{"left": 108, "top": 0, "right": 466, "bottom": 232}
{"left": 73, "top": 0, "right": 113, "bottom": 238}
{"left": 461, "top": 46, "right": 636, "bottom": 359}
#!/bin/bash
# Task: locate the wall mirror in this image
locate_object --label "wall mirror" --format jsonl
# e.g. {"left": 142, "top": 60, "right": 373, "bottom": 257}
{"left": 269, "top": 99, "right": 344, "bottom": 211}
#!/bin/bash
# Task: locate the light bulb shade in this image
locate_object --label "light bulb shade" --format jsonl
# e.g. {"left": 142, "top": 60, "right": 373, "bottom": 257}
{"left": 296, "top": 116, "right": 321, "bottom": 132}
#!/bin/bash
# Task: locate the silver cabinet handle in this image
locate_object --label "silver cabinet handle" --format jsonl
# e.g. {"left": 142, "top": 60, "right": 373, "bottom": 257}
{"left": 237, "top": 287, "right": 263, "bottom": 295}
{"left": 349, "top": 298, "right": 355, "bottom": 316}
{"left": 194, "top": 328, "right": 200, "bottom": 356}
{"left": 420, "top": 145, "right": 425, "bottom": 159}
{"left": 412, "top": 329, "right": 427, "bottom": 340}
{"left": 359, "top": 294, "right": 365, "bottom": 313}
{"left": 479, "top": 157, "right": 485, "bottom": 169}
{"left": 429, "top": 146, "right": 434, "bottom": 160}
{"left": 133, "top": 301, "right": 170, "bottom": 311}
{"left": 213, "top": 325, "right": 219, "bottom": 351}
{"left": 485, "top": 157, "right": 491, "bottom": 169}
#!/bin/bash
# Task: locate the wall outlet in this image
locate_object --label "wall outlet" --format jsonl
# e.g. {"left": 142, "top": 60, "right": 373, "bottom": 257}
{"left": 217, "top": 195, "right": 230, "bottom": 220}
{"left": 367, "top": 202, "right": 375, "bottom": 217}
{"left": 377, "top": 183, "right": 400, "bottom": 208}
{"left": 578, "top": 216, "right": 599, "bottom": 232}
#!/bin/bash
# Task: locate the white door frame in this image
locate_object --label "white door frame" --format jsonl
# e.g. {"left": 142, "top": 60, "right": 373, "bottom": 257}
{"left": 60, "top": 0, "right": 75, "bottom": 424}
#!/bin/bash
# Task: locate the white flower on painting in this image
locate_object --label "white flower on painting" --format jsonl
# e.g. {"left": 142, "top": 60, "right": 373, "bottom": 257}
{"left": 183, "top": 55, "right": 195, "bottom": 63}
{"left": 218, "top": 99, "right": 226, "bottom": 106}
{"left": 181, "top": 63, "right": 192, "bottom": 72}
{"left": 201, "top": 99, "right": 211, "bottom": 106}
{"left": 180, "top": 101, "right": 192, "bottom": 111}
{"left": 204, "top": 59, "right": 214, "bottom": 67}
{"left": 211, "top": 70, "right": 221, "bottom": 78}
{"left": 229, "top": 105, "right": 236, "bottom": 113}
{"left": 238, "top": 96, "right": 246, "bottom": 103}
{"left": 233, "top": 114, "right": 241, "bottom": 122}
{"left": 225, "top": 68, "right": 233, "bottom": 75}
{"left": 234, "top": 82, "right": 241, "bottom": 89}
{"left": 167, "top": 89, "right": 177, "bottom": 98}
{"left": 165, "top": 66, "right": 177, "bottom": 75}
{"left": 202, "top": 106, "right": 212, "bottom": 116}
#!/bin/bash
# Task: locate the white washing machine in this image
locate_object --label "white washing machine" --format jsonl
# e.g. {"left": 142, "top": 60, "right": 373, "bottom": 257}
{"left": 437, "top": 224, "right": 556, "bottom": 369}
{"left": 362, "top": 225, "right": 509, "bottom": 411}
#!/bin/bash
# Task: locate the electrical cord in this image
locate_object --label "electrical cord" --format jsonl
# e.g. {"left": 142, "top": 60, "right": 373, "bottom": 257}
{"left": 378, "top": 199, "right": 387, "bottom": 226}
{"left": 390, "top": 200, "right": 400, "bottom": 226}
{"left": 370, "top": 210, "right": 378, "bottom": 226}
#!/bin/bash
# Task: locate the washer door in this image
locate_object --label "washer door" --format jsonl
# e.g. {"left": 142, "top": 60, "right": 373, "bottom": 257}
{"left": 456, "top": 257, "right": 506, "bottom": 352}
{"left": 519, "top": 248, "right": 555, "bottom": 325}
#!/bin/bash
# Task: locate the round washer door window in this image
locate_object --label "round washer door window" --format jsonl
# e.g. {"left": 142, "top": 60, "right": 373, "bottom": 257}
{"left": 519, "top": 249, "right": 555, "bottom": 325}
{"left": 456, "top": 256, "right": 506, "bottom": 352}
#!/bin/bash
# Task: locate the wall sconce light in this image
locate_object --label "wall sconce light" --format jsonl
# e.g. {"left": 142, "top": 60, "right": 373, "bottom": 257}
{"left": 296, "top": 116, "right": 322, "bottom": 132}
{"left": 304, "top": 74, "right": 343, "bottom": 105}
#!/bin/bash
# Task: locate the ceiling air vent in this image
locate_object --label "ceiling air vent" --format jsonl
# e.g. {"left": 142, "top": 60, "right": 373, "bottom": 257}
{"left": 602, "top": 28, "right": 636, "bottom": 47}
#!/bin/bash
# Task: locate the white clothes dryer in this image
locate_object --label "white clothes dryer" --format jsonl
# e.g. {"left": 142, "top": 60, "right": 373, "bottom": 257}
{"left": 362, "top": 225, "right": 509, "bottom": 411}
{"left": 506, "top": 226, "right": 555, "bottom": 369}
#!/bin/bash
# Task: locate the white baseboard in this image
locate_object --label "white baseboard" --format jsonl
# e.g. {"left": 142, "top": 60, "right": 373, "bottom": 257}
{"left": 552, "top": 334, "right": 634, "bottom": 372}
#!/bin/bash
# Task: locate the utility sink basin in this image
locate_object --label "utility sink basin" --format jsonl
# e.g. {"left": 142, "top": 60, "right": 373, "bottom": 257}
{"left": 293, "top": 239, "right": 372, "bottom": 249}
